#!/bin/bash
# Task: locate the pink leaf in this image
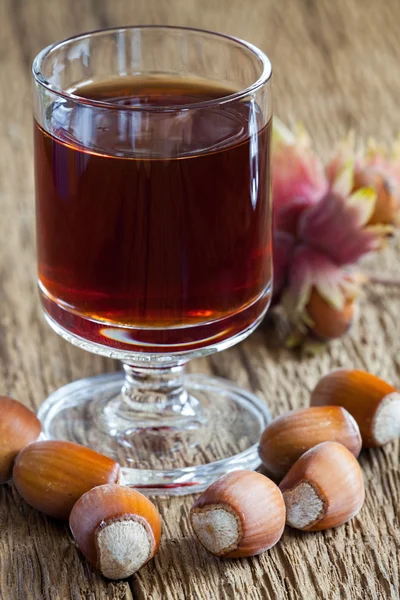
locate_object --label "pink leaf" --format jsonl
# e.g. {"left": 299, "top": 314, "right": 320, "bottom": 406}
{"left": 274, "top": 197, "right": 315, "bottom": 235}
{"left": 282, "top": 245, "right": 362, "bottom": 335}
{"left": 272, "top": 119, "right": 328, "bottom": 216}
{"left": 272, "top": 231, "right": 296, "bottom": 299}
{"left": 298, "top": 189, "right": 381, "bottom": 265}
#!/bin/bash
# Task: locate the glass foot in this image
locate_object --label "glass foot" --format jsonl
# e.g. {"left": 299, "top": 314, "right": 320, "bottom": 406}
{"left": 38, "top": 371, "right": 270, "bottom": 496}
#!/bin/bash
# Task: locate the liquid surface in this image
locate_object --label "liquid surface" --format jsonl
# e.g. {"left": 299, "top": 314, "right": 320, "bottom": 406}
{"left": 35, "top": 76, "right": 271, "bottom": 348}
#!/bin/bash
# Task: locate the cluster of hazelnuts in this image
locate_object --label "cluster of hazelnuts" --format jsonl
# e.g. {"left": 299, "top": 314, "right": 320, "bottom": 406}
{"left": 1, "top": 369, "right": 399, "bottom": 580}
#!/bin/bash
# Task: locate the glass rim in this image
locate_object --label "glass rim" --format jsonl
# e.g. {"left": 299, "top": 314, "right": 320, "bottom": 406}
{"left": 32, "top": 25, "right": 272, "bottom": 112}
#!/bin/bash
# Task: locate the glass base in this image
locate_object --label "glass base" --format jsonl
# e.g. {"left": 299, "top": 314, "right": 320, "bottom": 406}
{"left": 38, "top": 371, "right": 270, "bottom": 496}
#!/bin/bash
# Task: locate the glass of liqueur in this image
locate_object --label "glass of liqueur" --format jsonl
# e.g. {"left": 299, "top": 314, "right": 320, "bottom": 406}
{"left": 33, "top": 27, "right": 272, "bottom": 494}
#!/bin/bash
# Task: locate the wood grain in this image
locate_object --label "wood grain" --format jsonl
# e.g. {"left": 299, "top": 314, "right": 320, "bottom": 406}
{"left": 1, "top": 0, "right": 400, "bottom": 598}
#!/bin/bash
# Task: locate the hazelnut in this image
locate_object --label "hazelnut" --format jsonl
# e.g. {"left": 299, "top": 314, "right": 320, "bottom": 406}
{"left": 70, "top": 484, "right": 161, "bottom": 579}
{"left": 0, "top": 396, "right": 41, "bottom": 483}
{"left": 259, "top": 405, "right": 361, "bottom": 477}
{"left": 13, "top": 440, "right": 120, "bottom": 519}
{"left": 280, "top": 441, "right": 365, "bottom": 531}
{"left": 190, "top": 470, "right": 285, "bottom": 558}
{"left": 310, "top": 369, "right": 400, "bottom": 447}
{"left": 306, "top": 289, "right": 355, "bottom": 340}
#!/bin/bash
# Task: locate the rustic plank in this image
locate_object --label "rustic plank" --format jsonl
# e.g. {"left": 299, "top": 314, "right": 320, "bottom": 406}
{"left": 0, "top": 0, "right": 399, "bottom": 598}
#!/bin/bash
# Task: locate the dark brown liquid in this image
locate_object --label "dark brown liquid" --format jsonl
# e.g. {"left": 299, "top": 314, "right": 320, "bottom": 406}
{"left": 34, "top": 76, "right": 272, "bottom": 352}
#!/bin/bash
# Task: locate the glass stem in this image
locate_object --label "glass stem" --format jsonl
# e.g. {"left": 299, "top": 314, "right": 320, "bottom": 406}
{"left": 120, "top": 362, "right": 194, "bottom": 418}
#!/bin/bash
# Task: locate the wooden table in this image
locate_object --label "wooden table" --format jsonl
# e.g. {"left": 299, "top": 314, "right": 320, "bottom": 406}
{"left": 1, "top": 1, "right": 399, "bottom": 598}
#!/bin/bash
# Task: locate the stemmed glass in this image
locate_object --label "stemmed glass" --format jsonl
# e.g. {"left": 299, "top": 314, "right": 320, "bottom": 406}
{"left": 33, "top": 26, "right": 272, "bottom": 495}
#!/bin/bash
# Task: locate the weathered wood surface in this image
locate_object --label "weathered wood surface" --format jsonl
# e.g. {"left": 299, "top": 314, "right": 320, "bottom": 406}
{"left": 1, "top": 0, "right": 399, "bottom": 598}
